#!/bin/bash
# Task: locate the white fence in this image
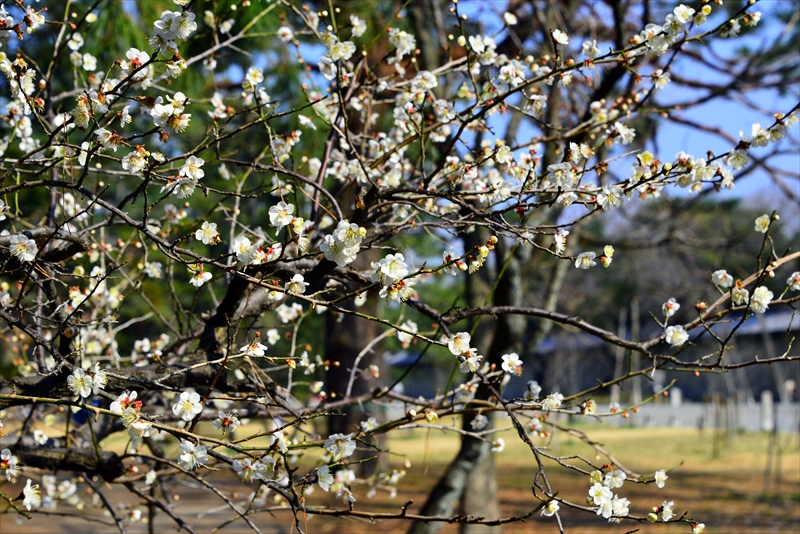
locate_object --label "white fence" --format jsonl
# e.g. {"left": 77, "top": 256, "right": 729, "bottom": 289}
{"left": 384, "top": 399, "right": 800, "bottom": 433}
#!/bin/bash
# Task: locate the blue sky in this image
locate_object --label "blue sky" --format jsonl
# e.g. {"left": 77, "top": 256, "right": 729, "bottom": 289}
{"left": 453, "top": 0, "right": 799, "bottom": 229}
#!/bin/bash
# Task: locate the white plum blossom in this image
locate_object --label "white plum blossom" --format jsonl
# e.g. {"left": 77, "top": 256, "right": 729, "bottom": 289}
{"left": 269, "top": 201, "right": 295, "bottom": 230}
{"left": 526, "top": 381, "right": 542, "bottom": 400}
{"left": 195, "top": 221, "right": 219, "bottom": 245}
{"left": 360, "top": 417, "right": 378, "bottom": 432}
{"left": 33, "top": 430, "right": 48, "bottom": 445}
{"left": 590, "top": 483, "right": 613, "bottom": 505}
{"left": 597, "top": 498, "right": 614, "bottom": 519}
{"left": 82, "top": 53, "right": 97, "bottom": 71}
{"left": 611, "top": 495, "right": 630, "bottom": 518}
{"left": 243, "top": 66, "right": 263, "bottom": 91}
{"left": 324, "top": 433, "right": 357, "bottom": 460}
{"left": 547, "top": 162, "right": 575, "bottom": 189}
{"left": 614, "top": 122, "right": 636, "bottom": 144}
{"left": 501, "top": 353, "right": 523, "bottom": 375}
{"left": 350, "top": 15, "right": 367, "bottom": 37}
{"left": 318, "top": 56, "right": 337, "bottom": 81}
{"left": 447, "top": 332, "right": 471, "bottom": 355}
{"left": 189, "top": 264, "right": 212, "bottom": 287}
{"left": 553, "top": 230, "right": 569, "bottom": 255}
{"left": 750, "top": 286, "right": 773, "bottom": 313}
{"left": 277, "top": 26, "right": 294, "bottom": 42}
{"left": 397, "top": 320, "right": 417, "bottom": 347}
{"left": 552, "top": 29, "right": 569, "bottom": 45}
{"left": 317, "top": 465, "right": 334, "bottom": 491}
{"left": 240, "top": 339, "right": 268, "bottom": 357}
{"left": 233, "top": 458, "right": 268, "bottom": 482}
{"left": 179, "top": 156, "right": 205, "bottom": 180}
{"left": 8, "top": 234, "right": 38, "bottom": 262}
{"left": 337, "top": 487, "right": 356, "bottom": 504}
{"left": 459, "top": 350, "right": 483, "bottom": 374}
{"left": 654, "top": 469, "right": 668, "bottom": 488}
{"left": 665, "top": 325, "right": 689, "bottom": 347}
{"left": 542, "top": 500, "right": 559, "bottom": 517}
{"left": 749, "top": 123, "right": 770, "bottom": 147}
{"left": 542, "top": 392, "right": 563, "bottom": 411}
{"left": 652, "top": 69, "right": 671, "bottom": 89}
{"left": 597, "top": 185, "right": 624, "bottom": 210}
{"left": 582, "top": 39, "right": 599, "bottom": 58}
{"left": 173, "top": 391, "right": 203, "bottom": 421}
{"left": 726, "top": 149, "right": 750, "bottom": 170}
{"left": 144, "top": 262, "right": 163, "bottom": 279}
{"left": 787, "top": 272, "right": 800, "bottom": 291}
{"left": 329, "top": 40, "right": 356, "bottom": 62}
{"left": 712, "top": 270, "right": 734, "bottom": 288}
{"left": 234, "top": 235, "right": 255, "bottom": 264}
{"left": 575, "top": 252, "right": 597, "bottom": 270}
{"left": 470, "top": 414, "right": 488, "bottom": 430}
{"left": 662, "top": 298, "right": 680, "bottom": 318}
{"left": 67, "top": 368, "right": 93, "bottom": 398}
{"left": 371, "top": 253, "right": 409, "bottom": 286}
{"left": 388, "top": 28, "right": 416, "bottom": 60}
{"left": 177, "top": 440, "right": 207, "bottom": 470}
{"left": 673, "top": 5, "right": 696, "bottom": 24}
{"left": 503, "top": 12, "right": 518, "bottom": 25}
{"left": 110, "top": 391, "right": 139, "bottom": 414}
{"left": 67, "top": 33, "right": 84, "bottom": 51}
{"left": 604, "top": 470, "right": 626, "bottom": 489}
{"left": 285, "top": 274, "right": 308, "bottom": 295}
{"left": 754, "top": 214, "right": 770, "bottom": 233}
{"left": 91, "top": 363, "right": 108, "bottom": 395}
{"left": 23, "top": 479, "right": 41, "bottom": 511}
{"left": 662, "top": 500, "right": 674, "bottom": 522}
{"left": 1, "top": 449, "right": 19, "bottom": 481}
{"left": 121, "top": 48, "right": 150, "bottom": 81}
{"left": 732, "top": 286, "right": 749, "bottom": 306}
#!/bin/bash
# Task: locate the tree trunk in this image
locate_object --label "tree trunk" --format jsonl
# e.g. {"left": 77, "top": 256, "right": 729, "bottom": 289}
{"left": 410, "top": 239, "right": 528, "bottom": 534}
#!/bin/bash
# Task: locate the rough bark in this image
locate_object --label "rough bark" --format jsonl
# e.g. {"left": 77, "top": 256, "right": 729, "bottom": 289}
{"left": 5, "top": 445, "right": 125, "bottom": 481}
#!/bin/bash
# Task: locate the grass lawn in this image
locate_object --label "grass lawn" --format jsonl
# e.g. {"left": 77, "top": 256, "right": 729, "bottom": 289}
{"left": 312, "top": 421, "right": 800, "bottom": 533}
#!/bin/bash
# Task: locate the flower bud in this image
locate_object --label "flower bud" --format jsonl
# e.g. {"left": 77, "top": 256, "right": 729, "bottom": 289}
{"left": 406, "top": 409, "right": 417, "bottom": 420}
{"left": 424, "top": 409, "right": 438, "bottom": 423}
{"left": 647, "top": 512, "right": 658, "bottom": 523}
